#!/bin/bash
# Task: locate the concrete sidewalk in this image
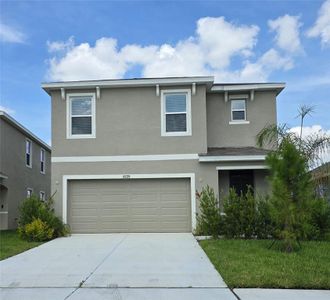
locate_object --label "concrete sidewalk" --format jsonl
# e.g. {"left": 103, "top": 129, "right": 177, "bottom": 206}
{"left": 234, "top": 288, "right": 330, "bottom": 300}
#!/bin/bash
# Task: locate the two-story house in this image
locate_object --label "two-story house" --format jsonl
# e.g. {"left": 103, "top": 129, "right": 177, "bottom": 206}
{"left": 42, "top": 76, "right": 284, "bottom": 234}
{"left": 0, "top": 111, "right": 51, "bottom": 230}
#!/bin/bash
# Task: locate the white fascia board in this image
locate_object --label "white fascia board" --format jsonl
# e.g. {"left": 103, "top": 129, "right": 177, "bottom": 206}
{"left": 0, "top": 111, "right": 51, "bottom": 152}
{"left": 42, "top": 76, "right": 215, "bottom": 93}
{"left": 210, "top": 83, "right": 285, "bottom": 93}
{"left": 216, "top": 165, "right": 268, "bottom": 170}
{"left": 52, "top": 153, "right": 199, "bottom": 163}
{"left": 199, "top": 155, "right": 266, "bottom": 162}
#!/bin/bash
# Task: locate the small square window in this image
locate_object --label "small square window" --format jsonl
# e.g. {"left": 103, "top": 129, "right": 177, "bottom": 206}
{"left": 231, "top": 99, "right": 246, "bottom": 121}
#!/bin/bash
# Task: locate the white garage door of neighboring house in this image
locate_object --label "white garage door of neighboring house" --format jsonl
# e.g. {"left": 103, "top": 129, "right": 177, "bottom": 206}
{"left": 68, "top": 178, "right": 191, "bottom": 233}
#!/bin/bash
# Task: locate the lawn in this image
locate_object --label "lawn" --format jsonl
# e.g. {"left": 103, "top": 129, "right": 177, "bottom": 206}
{"left": 200, "top": 239, "right": 330, "bottom": 289}
{"left": 0, "top": 230, "right": 44, "bottom": 260}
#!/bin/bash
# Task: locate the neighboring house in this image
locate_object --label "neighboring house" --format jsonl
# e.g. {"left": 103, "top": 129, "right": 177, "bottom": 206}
{"left": 42, "top": 76, "right": 284, "bottom": 233}
{"left": 0, "top": 111, "right": 51, "bottom": 230}
{"left": 311, "top": 162, "right": 330, "bottom": 202}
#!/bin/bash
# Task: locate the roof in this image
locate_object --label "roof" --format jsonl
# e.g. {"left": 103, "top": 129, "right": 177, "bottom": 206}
{"left": 41, "top": 76, "right": 285, "bottom": 96}
{"left": 41, "top": 76, "right": 215, "bottom": 94}
{"left": 200, "top": 147, "right": 270, "bottom": 156}
{"left": 0, "top": 111, "right": 51, "bottom": 152}
{"left": 210, "top": 82, "right": 285, "bottom": 95}
{"left": 311, "top": 162, "right": 330, "bottom": 179}
{"left": 199, "top": 147, "right": 269, "bottom": 162}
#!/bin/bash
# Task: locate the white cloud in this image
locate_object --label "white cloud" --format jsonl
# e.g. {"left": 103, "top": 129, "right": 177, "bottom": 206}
{"left": 289, "top": 125, "right": 330, "bottom": 163}
{"left": 0, "top": 22, "right": 26, "bottom": 43}
{"left": 0, "top": 105, "right": 15, "bottom": 115}
{"left": 196, "top": 17, "right": 259, "bottom": 68}
{"left": 46, "top": 16, "right": 293, "bottom": 82}
{"left": 307, "top": 0, "right": 330, "bottom": 47}
{"left": 47, "top": 36, "right": 74, "bottom": 53}
{"left": 268, "top": 15, "right": 303, "bottom": 53}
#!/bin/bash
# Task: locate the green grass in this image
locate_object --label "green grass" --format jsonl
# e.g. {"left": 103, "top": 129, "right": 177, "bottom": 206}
{"left": 0, "top": 230, "right": 44, "bottom": 260}
{"left": 200, "top": 239, "right": 330, "bottom": 289}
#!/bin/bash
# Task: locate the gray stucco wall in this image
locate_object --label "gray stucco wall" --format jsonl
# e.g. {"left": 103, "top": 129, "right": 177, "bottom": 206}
{"left": 206, "top": 91, "right": 277, "bottom": 148}
{"left": 0, "top": 118, "right": 51, "bottom": 229}
{"left": 51, "top": 85, "right": 208, "bottom": 157}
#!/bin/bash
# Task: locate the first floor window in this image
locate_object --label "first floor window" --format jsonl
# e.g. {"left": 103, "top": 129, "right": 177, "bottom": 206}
{"left": 39, "top": 191, "right": 45, "bottom": 201}
{"left": 68, "top": 94, "right": 95, "bottom": 138}
{"left": 27, "top": 188, "right": 33, "bottom": 198}
{"left": 26, "top": 139, "right": 32, "bottom": 167}
{"left": 161, "top": 90, "right": 191, "bottom": 136}
{"left": 231, "top": 99, "right": 246, "bottom": 121}
{"left": 40, "top": 148, "right": 45, "bottom": 173}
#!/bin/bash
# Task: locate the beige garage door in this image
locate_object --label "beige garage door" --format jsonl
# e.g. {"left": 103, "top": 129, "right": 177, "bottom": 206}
{"left": 68, "top": 178, "right": 191, "bottom": 233}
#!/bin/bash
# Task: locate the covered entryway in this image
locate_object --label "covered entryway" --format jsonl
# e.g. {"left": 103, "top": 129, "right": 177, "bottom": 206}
{"left": 68, "top": 178, "right": 191, "bottom": 233}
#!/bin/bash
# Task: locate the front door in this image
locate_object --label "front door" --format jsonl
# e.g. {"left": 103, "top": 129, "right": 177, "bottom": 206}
{"left": 229, "top": 170, "right": 254, "bottom": 196}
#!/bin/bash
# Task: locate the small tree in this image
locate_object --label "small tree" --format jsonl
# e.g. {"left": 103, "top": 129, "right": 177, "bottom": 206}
{"left": 266, "top": 139, "right": 313, "bottom": 251}
{"left": 196, "top": 186, "right": 221, "bottom": 238}
{"left": 257, "top": 105, "right": 330, "bottom": 251}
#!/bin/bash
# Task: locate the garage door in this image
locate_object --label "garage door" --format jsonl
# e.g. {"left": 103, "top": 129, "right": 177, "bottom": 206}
{"left": 68, "top": 178, "right": 191, "bottom": 233}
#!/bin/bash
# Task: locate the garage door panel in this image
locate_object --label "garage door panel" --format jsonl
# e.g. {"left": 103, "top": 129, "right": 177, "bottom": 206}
{"left": 160, "top": 208, "right": 189, "bottom": 217}
{"left": 71, "top": 208, "right": 98, "bottom": 216}
{"left": 68, "top": 178, "right": 191, "bottom": 233}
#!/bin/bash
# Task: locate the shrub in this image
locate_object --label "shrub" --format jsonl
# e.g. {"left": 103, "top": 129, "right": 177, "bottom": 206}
{"left": 222, "top": 188, "right": 242, "bottom": 238}
{"left": 19, "top": 218, "right": 54, "bottom": 242}
{"left": 255, "top": 196, "right": 274, "bottom": 239}
{"left": 223, "top": 188, "right": 274, "bottom": 239}
{"left": 308, "top": 198, "right": 330, "bottom": 240}
{"left": 196, "top": 186, "right": 221, "bottom": 238}
{"left": 18, "top": 195, "right": 69, "bottom": 241}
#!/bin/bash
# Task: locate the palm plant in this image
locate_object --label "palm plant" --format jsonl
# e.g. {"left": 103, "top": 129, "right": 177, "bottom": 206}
{"left": 257, "top": 105, "right": 330, "bottom": 168}
{"left": 256, "top": 105, "right": 330, "bottom": 252}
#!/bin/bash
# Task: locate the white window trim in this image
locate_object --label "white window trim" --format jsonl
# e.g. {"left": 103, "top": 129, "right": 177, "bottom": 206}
{"left": 230, "top": 99, "right": 248, "bottom": 123}
{"left": 161, "top": 89, "right": 192, "bottom": 137}
{"left": 40, "top": 148, "right": 46, "bottom": 174}
{"left": 66, "top": 93, "right": 96, "bottom": 139}
{"left": 229, "top": 120, "right": 250, "bottom": 125}
{"left": 39, "top": 191, "right": 45, "bottom": 201}
{"left": 25, "top": 139, "right": 32, "bottom": 168}
{"left": 27, "top": 188, "right": 33, "bottom": 198}
{"left": 62, "top": 173, "right": 196, "bottom": 230}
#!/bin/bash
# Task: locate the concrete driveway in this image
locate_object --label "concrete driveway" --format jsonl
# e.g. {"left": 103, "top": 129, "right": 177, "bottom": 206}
{"left": 0, "top": 233, "right": 236, "bottom": 299}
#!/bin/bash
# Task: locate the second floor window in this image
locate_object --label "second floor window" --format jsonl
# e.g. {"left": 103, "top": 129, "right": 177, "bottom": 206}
{"left": 231, "top": 99, "right": 246, "bottom": 121}
{"left": 67, "top": 94, "right": 95, "bottom": 138}
{"left": 26, "top": 139, "right": 32, "bottom": 167}
{"left": 161, "top": 90, "right": 191, "bottom": 136}
{"left": 40, "top": 148, "right": 45, "bottom": 174}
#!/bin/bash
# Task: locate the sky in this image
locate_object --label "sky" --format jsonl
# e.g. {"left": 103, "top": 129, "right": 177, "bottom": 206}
{"left": 1, "top": 0, "right": 330, "bottom": 158}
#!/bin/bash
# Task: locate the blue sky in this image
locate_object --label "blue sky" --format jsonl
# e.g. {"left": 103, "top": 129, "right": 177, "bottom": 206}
{"left": 1, "top": 0, "right": 330, "bottom": 146}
